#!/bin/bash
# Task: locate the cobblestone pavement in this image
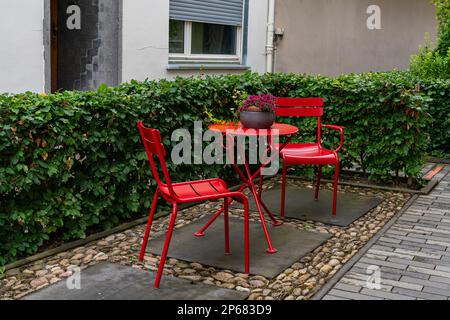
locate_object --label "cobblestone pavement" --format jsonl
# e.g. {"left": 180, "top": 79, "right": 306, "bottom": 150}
{"left": 0, "top": 179, "right": 410, "bottom": 300}
{"left": 322, "top": 165, "right": 450, "bottom": 300}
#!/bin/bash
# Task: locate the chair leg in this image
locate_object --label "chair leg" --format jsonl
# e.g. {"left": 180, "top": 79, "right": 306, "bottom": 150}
{"left": 139, "top": 191, "right": 159, "bottom": 262}
{"left": 315, "top": 165, "right": 322, "bottom": 200}
{"left": 224, "top": 198, "right": 230, "bottom": 255}
{"left": 281, "top": 164, "right": 288, "bottom": 219}
{"left": 332, "top": 164, "right": 339, "bottom": 217}
{"left": 258, "top": 175, "right": 264, "bottom": 198}
{"left": 154, "top": 203, "right": 178, "bottom": 289}
{"left": 243, "top": 198, "right": 250, "bottom": 274}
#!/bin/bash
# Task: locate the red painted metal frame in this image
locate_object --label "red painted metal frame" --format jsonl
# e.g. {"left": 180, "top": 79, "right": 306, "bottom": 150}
{"left": 276, "top": 98, "right": 345, "bottom": 218}
{"left": 208, "top": 122, "right": 299, "bottom": 137}
{"left": 137, "top": 121, "right": 250, "bottom": 288}
{"left": 195, "top": 123, "right": 298, "bottom": 254}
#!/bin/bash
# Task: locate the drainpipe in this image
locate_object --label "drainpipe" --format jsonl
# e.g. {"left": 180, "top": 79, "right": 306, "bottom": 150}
{"left": 266, "top": 0, "right": 276, "bottom": 73}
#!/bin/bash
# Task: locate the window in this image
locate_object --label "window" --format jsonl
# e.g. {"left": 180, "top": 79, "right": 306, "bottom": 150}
{"left": 168, "top": 0, "right": 245, "bottom": 65}
{"left": 191, "top": 22, "right": 237, "bottom": 55}
{"left": 169, "top": 20, "right": 185, "bottom": 54}
{"left": 169, "top": 20, "right": 241, "bottom": 63}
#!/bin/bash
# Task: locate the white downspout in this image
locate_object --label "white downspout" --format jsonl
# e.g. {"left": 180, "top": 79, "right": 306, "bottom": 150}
{"left": 266, "top": 0, "right": 276, "bottom": 73}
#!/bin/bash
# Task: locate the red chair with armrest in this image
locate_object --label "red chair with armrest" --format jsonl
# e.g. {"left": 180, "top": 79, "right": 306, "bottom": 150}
{"left": 275, "top": 98, "right": 344, "bottom": 218}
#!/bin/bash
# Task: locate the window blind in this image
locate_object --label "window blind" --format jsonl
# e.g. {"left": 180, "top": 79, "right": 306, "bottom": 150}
{"left": 169, "top": 0, "right": 244, "bottom": 26}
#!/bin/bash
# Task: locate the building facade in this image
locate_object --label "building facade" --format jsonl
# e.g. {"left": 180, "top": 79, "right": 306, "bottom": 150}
{"left": 274, "top": 0, "right": 438, "bottom": 76}
{"left": 0, "top": 0, "right": 437, "bottom": 94}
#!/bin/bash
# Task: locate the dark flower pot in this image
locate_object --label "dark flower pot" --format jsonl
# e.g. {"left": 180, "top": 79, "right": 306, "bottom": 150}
{"left": 240, "top": 111, "right": 276, "bottom": 129}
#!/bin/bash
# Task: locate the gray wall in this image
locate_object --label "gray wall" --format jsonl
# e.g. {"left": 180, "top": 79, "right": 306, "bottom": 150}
{"left": 274, "top": 0, "right": 437, "bottom": 76}
{"left": 97, "top": 0, "right": 121, "bottom": 87}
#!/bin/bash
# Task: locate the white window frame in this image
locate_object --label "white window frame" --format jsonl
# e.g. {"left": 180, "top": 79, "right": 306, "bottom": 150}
{"left": 169, "top": 21, "right": 243, "bottom": 64}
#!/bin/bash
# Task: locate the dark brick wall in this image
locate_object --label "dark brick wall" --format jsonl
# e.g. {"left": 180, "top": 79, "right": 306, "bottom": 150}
{"left": 57, "top": 0, "right": 119, "bottom": 91}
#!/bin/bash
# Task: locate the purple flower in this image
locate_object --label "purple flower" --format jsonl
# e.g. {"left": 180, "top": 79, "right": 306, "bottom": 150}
{"left": 240, "top": 94, "right": 276, "bottom": 113}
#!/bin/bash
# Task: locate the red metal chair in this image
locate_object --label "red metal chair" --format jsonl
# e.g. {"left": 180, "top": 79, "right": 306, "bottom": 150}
{"left": 137, "top": 121, "right": 250, "bottom": 288}
{"left": 275, "top": 98, "right": 344, "bottom": 218}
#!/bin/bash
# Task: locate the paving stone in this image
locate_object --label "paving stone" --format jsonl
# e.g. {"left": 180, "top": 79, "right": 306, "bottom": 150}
{"left": 359, "top": 257, "right": 408, "bottom": 270}
{"left": 385, "top": 230, "right": 409, "bottom": 237}
{"left": 400, "top": 240, "right": 447, "bottom": 252}
{"left": 359, "top": 288, "right": 415, "bottom": 300}
{"left": 391, "top": 287, "right": 447, "bottom": 300}
{"left": 340, "top": 274, "right": 392, "bottom": 292}
{"left": 412, "top": 233, "right": 450, "bottom": 243}
{"left": 381, "top": 279, "right": 423, "bottom": 291}
{"left": 368, "top": 249, "right": 414, "bottom": 260}
{"left": 352, "top": 262, "right": 420, "bottom": 280}
{"left": 435, "top": 265, "right": 450, "bottom": 273}
{"left": 429, "top": 276, "right": 450, "bottom": 285}
{"left": 322, "top": 167, "right": 450, "bottom": 301}
{"left": 387, "top": 257, "right": 435, "bottom": 269}
{"left": 416, "top": 216, "right": 443, "bottom": 223}
{"left": 146, "top": 216, "right": 330, "bottom": 278}
{"left": 365, "top": 253, "right": 388, "bottom": 261}
{"left": 371, "top": 245, "right": 395, "bottom": 252}
{"left": 398, "top": 216, "right": 419, "bottom": 223}
{"left": 23, "top": 263, "right": 249, "bottom": 300}
{"left": 423, "top": 286, "right": 450, "bottom": 298}
{"left": 407, "top": 266, "right": 450, "bottom": 278}
{"left": 379, "top": 237, "right": 401, "bottom": 245}
{"left": 322, "top": 295, "right": 349, "bottom": 300}
{"left": 231, "top": 185, "right": 383, "bottom": 227}
{"left": 334, "top": 283, "right": 362, "bottom": 293}
{"left": 398, "top": 276, "right": 450, "bottom": 290}
{"left": 426, "top": 239, "right": 450, "bottom": 248}
{"left": 377, "top": 241, "right": 424, "bottom": 252}
{"left": 395, "top": 248, "right": 441, "bottom": 260}
{"left": 328, "top": 289, "right": 382, "bottom": 300}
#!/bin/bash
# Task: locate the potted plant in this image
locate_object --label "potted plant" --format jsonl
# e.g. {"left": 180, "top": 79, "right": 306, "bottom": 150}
{"left": 239, "top": 94, "right": 277, "bottom": 129}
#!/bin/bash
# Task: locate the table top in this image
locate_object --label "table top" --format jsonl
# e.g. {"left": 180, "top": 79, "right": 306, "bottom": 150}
{"left": 208, "top": 122, "right": 299, "bottom": 137}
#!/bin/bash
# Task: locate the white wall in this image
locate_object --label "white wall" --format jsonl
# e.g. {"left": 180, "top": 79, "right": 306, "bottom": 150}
{"left": 0, "top": 0, "right": 45, "bottom": 94}
{"left": 121, "top": 0, "right": 268, "bottom": 82}
{"left": 247, "top": 0, "right": 268, "bottom": 73}
{"left": 0, "top": 0, "right": 268, "bottom": 93}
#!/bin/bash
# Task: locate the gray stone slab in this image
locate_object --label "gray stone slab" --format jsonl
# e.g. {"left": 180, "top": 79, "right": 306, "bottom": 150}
{"left": 391, "top": 287, "right": 447, "bottom": 300}
{"left": 23, "top": 263, "right": 249, "bottom": 300}
{"left": 146, "top": 216, "right": 330, "bottom": 279}
{"left": 232, "top": 185, "right": 383, "bottom": 227}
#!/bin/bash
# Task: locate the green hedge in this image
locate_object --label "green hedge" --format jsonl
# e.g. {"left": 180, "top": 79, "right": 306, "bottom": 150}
{"left": 0, "top": 71, "right": 443, "bottom": 265}
{"left": 417, "top": 78, "right": 450, "bottom": 157}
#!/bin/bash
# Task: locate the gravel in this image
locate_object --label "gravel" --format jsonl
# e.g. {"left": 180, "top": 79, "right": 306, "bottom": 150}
{"left": 0, "top": 178, "right": 411, "bottom": 300}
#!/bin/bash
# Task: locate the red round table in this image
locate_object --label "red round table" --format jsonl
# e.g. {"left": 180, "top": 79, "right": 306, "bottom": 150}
{"left": 196, "top": 122, "right": 299, "bottom": 254}
{"left": 208, "top": 122, "right": 299, "bottom": 137}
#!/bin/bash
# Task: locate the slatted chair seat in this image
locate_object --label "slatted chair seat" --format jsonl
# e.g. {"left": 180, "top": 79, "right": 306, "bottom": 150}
{"left": 275, "top": 98, "right": 345, "bottom": 218}
{"left": 281, "top": 143, "right": 339, "bottom": 165}
{"left": 159, "top": 179, "right": 229, "bottom": 202}
{"left": 137, "top": 121, "right": 250, "bottom": 288}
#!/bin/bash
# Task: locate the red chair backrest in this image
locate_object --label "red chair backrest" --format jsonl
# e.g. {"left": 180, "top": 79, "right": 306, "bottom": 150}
{"left": 275, "top": 98, "right": 324, "bottom": 117}
{"left": 275, "top": 98, "right": 324, "bottom": 143}
{"left": 137, "top": 121, "right": 175, "bottom": 197}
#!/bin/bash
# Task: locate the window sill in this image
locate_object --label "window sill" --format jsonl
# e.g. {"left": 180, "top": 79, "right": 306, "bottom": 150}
{"left": 166, "top": 64, "right": 250, "bottom": 71}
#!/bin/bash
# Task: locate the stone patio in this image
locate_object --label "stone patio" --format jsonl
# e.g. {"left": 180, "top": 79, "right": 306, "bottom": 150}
{"left": 146, "top": 215, "right": 330, "bottom": 278}
{"left": 23, "top": 263, "right": 249, "bottom": 300}
{"left": 0, "top": 178, "right": 411, "bottom": 300}
{"left": 320, "top": 165, "right": 450, "bottom": 300}
{"left": 232, "top": 185, "right": 383, "bottom": 227}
